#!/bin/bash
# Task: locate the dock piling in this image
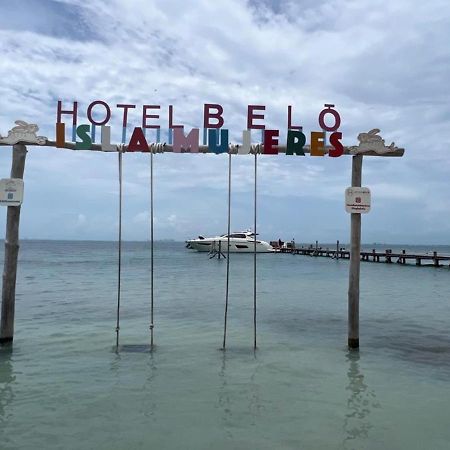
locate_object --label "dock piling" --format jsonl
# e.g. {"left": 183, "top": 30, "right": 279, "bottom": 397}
{"left": 433, "top": 251, "right": 440, "bottom": 267}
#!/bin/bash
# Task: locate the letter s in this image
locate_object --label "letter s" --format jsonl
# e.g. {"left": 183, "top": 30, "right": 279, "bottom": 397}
{"left": 329, "top": 131, "right": 343, "bottom": 157}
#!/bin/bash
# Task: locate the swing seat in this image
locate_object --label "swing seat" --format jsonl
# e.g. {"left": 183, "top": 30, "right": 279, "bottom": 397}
{"left": 114, "top": 344, "right": 153, "bottom": 353}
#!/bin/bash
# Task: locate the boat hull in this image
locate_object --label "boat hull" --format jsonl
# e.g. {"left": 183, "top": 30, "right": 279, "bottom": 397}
{"left": 186, "top": 239, "right": 274, "bottom": 253}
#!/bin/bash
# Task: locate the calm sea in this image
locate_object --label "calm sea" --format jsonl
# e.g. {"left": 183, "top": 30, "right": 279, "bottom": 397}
{"left": 0, "top": 240, "right": 449, "bottom": 449}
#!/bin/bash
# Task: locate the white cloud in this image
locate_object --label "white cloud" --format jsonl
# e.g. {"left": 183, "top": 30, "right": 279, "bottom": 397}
{"left": 0, "top": 0, "right": 449, "bottom": 242}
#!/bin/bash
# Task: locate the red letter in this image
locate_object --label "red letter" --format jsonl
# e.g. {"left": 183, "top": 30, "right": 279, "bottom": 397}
{"left": 318, "top": 104, "right": 341, "bottom": 132}
{"left": 247, "top": 105, "right": 265, "bottom": 129}
{"left": 142, "top": 105, "right": 160, "bottom": 129}
{"left": 263, "top": 130, "right": 279, "bottom": 154}
{"left": 169, "top": 105, "right": 183, "bottom": 129}
{"left": 128, "top": 127, "right": 149, "bottom": 152}
{"left": 117, "top": 104, "right": 136, "bottom": 128}
{"left": 57, "top": 100, "right": 78, "bottom": 125}
{"left": 87, "top": 100, "right": 111, "bottom": 126}
{"left": 288, "top": 105, "right": 302, "bottom": 130}
{"left": 203, "top": 104, "right": 224, "bottom": 129}
{"left": 329, "top": 131, "right": 344, "bottom": 157}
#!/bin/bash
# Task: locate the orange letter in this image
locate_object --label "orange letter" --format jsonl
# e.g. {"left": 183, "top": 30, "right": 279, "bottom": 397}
{"left": 310, "top": 131, "right": 325, "bottom": 156}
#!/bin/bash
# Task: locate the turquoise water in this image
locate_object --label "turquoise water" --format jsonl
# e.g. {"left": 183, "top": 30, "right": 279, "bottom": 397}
{"left": 1, "top": 241, "right": 450, "bottom": 449}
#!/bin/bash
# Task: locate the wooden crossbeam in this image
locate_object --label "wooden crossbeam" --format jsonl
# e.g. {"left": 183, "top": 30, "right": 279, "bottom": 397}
{"left": 0, "top": 140, "right": 405, "bottom": 157}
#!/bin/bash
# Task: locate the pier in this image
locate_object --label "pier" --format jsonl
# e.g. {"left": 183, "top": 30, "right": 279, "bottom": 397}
{"left": 276, "top": 244, "right": 450, "bottom": 267}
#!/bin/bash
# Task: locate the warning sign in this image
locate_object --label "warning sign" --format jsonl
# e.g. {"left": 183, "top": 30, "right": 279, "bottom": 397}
{"left": 0, "top": 179, "right": 24, "bottom": 206}
{"left": 345, "top": 187, "right": 371, "bottom": 214}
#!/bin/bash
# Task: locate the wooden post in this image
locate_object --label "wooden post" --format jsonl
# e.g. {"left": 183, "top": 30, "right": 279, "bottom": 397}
{"left": 1, "top": 145, "right": 27, "bottom": 345}
{"left": 336, "top": 240, "right": 339, "bottom": 260}
{"left": 386, "top": 249, "right": 391, "bottom": 263}
{"left": 433, "top": 251, "right": 439, "bottom": 267}
{"left": 348, "top": 154, "right": 363, "bottom": 350}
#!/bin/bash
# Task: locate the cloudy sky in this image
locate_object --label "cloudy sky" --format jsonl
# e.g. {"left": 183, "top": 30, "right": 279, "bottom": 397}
{"left": 0, "top": 0, "right": 449, "bottom": 243}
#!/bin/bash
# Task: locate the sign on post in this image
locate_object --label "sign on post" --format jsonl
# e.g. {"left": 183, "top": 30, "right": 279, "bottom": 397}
{"left": 0, "top": 179, "right": 24, "bottom": 206}
{"left": 345, "top": 187, "right": 371, "bottom": 214}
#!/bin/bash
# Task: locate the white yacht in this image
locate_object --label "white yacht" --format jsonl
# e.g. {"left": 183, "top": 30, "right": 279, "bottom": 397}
{"left": 186, "top": 230, "right": 274, "bottom": 253}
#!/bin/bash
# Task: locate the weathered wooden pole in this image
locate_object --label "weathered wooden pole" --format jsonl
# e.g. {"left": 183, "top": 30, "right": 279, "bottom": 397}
{"left": 336, "top": 240, "right": 339, "bottom": 259}
{"left": 0, "top": 144, "right": 27, "bottom": 345}
{"left": 348, "top": 154, "right": 363, "bottom": 350}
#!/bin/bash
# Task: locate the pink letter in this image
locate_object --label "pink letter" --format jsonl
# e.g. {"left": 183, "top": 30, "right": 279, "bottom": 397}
{"left": 173, "top": 128, "right": 200, "bottom": 153}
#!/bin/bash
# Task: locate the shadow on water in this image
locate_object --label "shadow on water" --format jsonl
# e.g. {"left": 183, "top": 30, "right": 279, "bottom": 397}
{"left": 366, "top": 319, "right": 450, "bottom": 378}
{"left": 265, "top": 311, "right": 450, "bottom": 377}
{"left": 342, "top": 351, "right": 380, "bottom": 450}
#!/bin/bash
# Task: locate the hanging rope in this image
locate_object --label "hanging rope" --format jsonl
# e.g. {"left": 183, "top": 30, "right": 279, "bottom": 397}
{"left": 148, "top": 142, "right": 163, "bottom": 349}
{"left": 115, "top": 147, "right": 123, "bottom": 350}
{"left": 253, "top": 147, "right": 258, "bottom": 350}
{"left": 150, "top": 146, "right": 154, "bottom": 348}
{"left": 222, "top": 152, "right": 232, "bottom": 349}
{"left": 148, "top": 143, "right": 163, "bottom": 348}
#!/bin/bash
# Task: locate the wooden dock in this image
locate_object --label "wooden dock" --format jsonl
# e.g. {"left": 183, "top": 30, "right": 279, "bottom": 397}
{"left": 277, "top": 246, "right": 450, "bottom": 267}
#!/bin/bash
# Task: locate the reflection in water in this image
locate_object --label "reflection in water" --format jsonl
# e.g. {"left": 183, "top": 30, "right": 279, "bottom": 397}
{"left": 0, "top": 348, "right": 16, "bottom": 434}
{"left": 343, "top": 352, "right": 380, "bottom": 450}
{"left": 109, "top": 351, "right": 158, "bottom": 422}
{"left": 217, "top": 350, "right": 262, "bottom": 439}
{"left": 142, "top": 352, "right": 157, "bottom": 421}
{"left": 218, "top": 352, "right": 234, "bottom": 440}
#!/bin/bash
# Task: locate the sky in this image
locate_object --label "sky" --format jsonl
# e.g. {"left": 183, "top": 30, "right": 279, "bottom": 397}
{"left": 0, "top": 0, "right": 449, "bottom": 244}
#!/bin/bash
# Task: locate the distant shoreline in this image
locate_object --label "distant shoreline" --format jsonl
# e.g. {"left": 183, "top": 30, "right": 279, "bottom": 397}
{"left": 0, "top": 239, "right": 449, "bottom": 247}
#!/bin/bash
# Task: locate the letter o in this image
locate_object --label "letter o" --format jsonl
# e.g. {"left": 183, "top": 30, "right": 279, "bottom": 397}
{"left": 87, "top": 101, "right": 111, "bottom": 126}
{"left": 318, "top": 105, "right": 341, "bottom": 132}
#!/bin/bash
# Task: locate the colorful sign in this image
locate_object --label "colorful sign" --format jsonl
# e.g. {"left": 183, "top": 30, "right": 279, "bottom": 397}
{"left": 55, "top": 101, "right": 344, "bottom": 156}
{"left": 345, "top": 187, "right": 371, "bottom": 214}
{"left": 0, "top": 179, "right": 24, "bottom": 206}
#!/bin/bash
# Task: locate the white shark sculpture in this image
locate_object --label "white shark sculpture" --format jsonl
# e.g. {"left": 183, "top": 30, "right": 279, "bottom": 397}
{"left": 0, "top": 120, "right": 47, "bottom": 145}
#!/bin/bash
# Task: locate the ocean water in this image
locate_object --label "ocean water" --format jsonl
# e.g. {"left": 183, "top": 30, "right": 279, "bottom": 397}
{"left": 0, "top": 240, "right": 449, "bottom": 450}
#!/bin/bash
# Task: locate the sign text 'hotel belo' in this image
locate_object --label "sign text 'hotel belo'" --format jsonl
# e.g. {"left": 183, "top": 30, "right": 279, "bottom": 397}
{"left": 53, "top": 101, "right": 345, "bottom": 156}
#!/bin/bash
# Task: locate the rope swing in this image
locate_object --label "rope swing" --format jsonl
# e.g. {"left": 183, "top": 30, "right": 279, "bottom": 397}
{"left": 222, "top": 144, "right": 259, "bottom": 351}
{"left": 222, "top": 152, "right": 232, "bottom": 349}
{"left": 148, "top": 142, "right": 163, "bottom": 349}
{"left": 149, "top": 146, "right": 155, "bottom": 348}
{"left": 253, "top": 148, "right": 258, "bottom": 351}
{"left": 115, "top": 147, "right": 123, "bottom": 350}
